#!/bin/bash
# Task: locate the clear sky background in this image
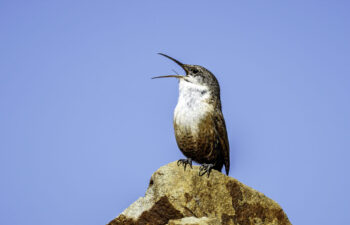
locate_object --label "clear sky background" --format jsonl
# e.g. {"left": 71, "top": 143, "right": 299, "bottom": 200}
{"left": 1, "top": 1, "right": 349, "bottom": 224}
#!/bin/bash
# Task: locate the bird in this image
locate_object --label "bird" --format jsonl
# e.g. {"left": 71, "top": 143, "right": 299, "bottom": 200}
{"left": 153, "top": 53, "right": 230, "bottom": 177}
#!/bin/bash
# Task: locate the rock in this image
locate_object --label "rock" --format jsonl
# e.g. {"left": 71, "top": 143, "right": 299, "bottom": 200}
{"left": 108, "top": 161, "right": 291, "bottom": 225}
{"left": 168, "top": 217, "right": 220, "bottom": 225}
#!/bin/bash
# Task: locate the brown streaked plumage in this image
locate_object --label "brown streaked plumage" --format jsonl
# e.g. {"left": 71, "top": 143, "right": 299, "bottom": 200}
{"left": 153, "top": 53, "right": 230, "bottom": 176}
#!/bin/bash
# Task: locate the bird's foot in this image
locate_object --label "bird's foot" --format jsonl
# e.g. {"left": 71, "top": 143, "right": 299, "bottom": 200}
{"left": 199, "top": 163, "right": 214, "bottom": 177}
{"left": 177, "top": 158, "right": 193, "bottom": 171}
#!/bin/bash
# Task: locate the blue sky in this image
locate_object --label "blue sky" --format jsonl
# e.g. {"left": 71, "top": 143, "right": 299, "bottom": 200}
{"left": 1, "top": 1, "right": 349, "bottom": 224}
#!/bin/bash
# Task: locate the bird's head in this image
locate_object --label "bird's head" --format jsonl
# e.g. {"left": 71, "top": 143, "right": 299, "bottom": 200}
{"left": 153, "top": 53, "right": 219, "bottom": 90}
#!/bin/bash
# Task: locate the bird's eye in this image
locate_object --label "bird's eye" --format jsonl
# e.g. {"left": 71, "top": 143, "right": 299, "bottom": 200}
{"left": 192, "top": 68, "right": 199, "bottom": 74}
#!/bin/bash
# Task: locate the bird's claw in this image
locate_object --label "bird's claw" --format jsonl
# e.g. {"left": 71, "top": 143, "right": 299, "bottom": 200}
{"left": 177, "top": 158, "right": 193, "bottom": 171}
{"left": 199, "top": 163, "right": 214, "bottom": 177}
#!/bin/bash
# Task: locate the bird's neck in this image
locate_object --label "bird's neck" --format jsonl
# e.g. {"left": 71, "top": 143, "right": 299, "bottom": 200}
{"left": 178, "top": 80, "right": 211, "bottom": 107}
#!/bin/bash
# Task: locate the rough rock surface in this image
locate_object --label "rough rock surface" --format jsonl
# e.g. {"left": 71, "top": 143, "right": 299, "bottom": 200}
{"left": 168, "top": 217, "right": 220, "bottom": 225}
{"left": 108, "top": 161, "right": 291, "bottom": 225}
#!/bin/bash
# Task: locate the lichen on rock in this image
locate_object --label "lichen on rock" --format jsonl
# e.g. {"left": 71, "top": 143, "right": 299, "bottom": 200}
{"left": 108, "top": 161, "right": 291, "bottom": 225}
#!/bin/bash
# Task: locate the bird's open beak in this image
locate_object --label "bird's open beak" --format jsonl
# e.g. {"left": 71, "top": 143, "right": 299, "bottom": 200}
{"left": 152, "top": 75, "right": 184, "bottom": 79}
{"left": 152, "top": 53, "right": 186, "bottom": 79}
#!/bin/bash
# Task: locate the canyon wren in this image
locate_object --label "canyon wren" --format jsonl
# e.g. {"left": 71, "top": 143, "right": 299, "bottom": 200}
{"left": 153, "top": 53, "right": 230, "bottom": 177}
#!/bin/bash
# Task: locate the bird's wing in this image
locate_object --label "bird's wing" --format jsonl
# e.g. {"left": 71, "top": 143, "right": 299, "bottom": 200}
{"left": 213, "top": 110, "right": 230, "bottom": 175}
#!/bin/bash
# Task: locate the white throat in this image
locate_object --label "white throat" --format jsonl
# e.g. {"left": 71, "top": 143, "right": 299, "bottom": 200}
{"left": 174, "top": 79, "right": 213, "bottom": 132}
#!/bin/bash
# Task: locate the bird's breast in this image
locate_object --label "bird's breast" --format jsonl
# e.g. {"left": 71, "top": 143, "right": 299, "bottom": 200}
{"left": 174, "top": 80, "right": 213, "bottom": 133}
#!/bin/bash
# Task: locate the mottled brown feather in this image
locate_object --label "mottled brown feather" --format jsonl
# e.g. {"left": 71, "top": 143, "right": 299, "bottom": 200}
{"left": 212, "top": 110, "right": 230, "bottom": 175}
{"left": 173, "top": 109, "right": 230, "bottom": 175}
